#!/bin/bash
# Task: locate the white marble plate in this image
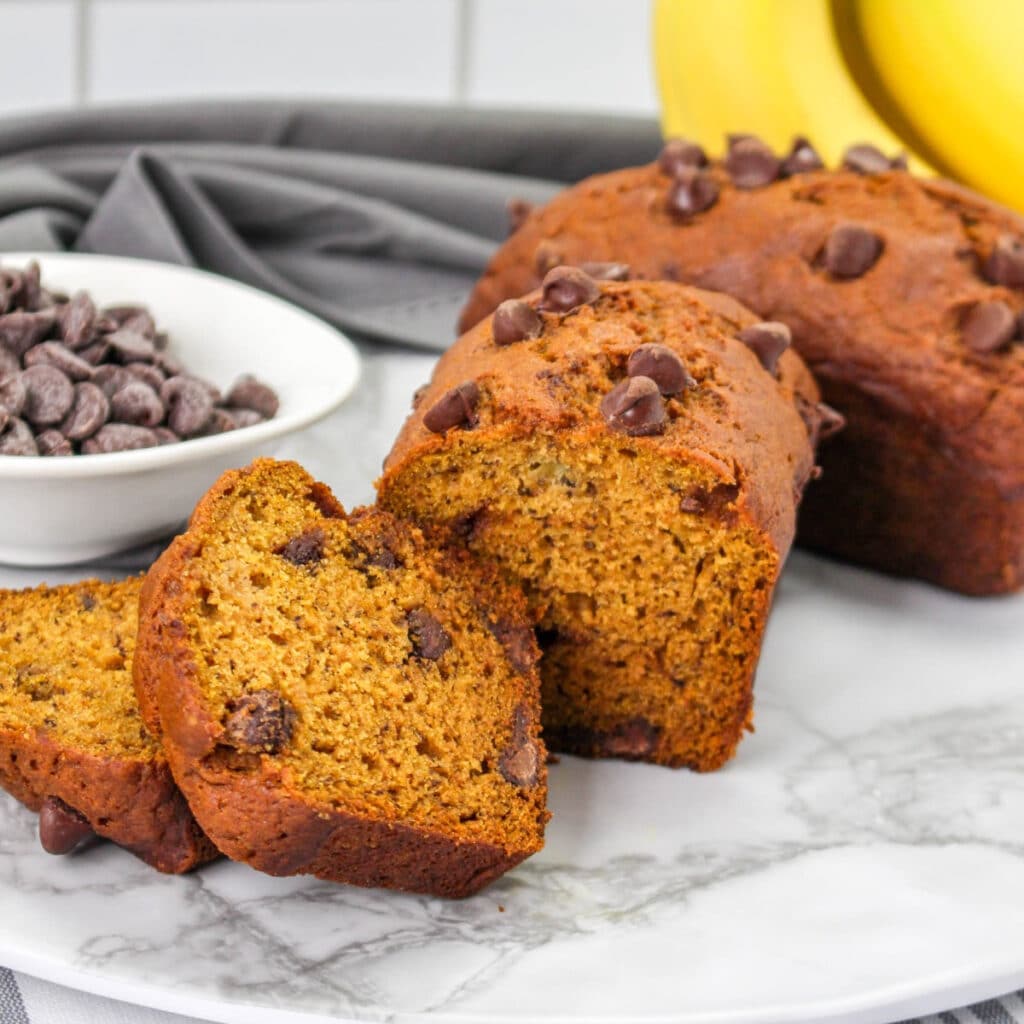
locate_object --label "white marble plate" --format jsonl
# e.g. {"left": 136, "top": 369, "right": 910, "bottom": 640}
{"left": 1, "top": 350, "right": 1023, "bottom": 1024}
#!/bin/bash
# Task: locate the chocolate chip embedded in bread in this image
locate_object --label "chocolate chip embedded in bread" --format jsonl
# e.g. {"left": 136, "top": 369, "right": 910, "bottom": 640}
{"left": 483, "top": 615, "right": 537, "bottom": 675}
{"left": 823, "top": 224, "right": 883, "bottom": 279}
{"left": 276, "top": 527, "right": 326, "bottom": 566}
{"left": 602, "top": 716, "right": 661, "bottom": 759}
{"left": 599, "top": 376, "right": 667, "bottom": 436}
{"left": 39, "top": 796, "right": 96, "bottom": 855}
{"left": 423, "top": 381, "right": 480, "bottom": 434}
{"left": 666, "top": 169, "right": 720, "bottom": 220}
{"left": 961, "top": 300, "right": 1018, "bottom": 353}
{"left": 737, "top": 321, "right": 792, "bottom": 374}
{"left": 498, "top": 704, "right": 540, "bottom": 788}
{"left": 724, "top": 136, "right": 781, "bottom": 189}
{"left": 983, "top": 236, "right": 1024, "bottom": 288}
{"left": 578, "top": 261, "right": 631, "bottom": 282}
{"left": 534, "top": 240, "right": 563, "bottom": 277}
{"left": 223, "top": 689, "right": 298, "bottom": 753}
{"left": 540, "top": 265, "right": 601, "bottom": 313}
{"left": 780, "top": 136, "right": 825, "bottom": 177}
{"left": 814, "top": 402, "right": 846, "bottom": 441}
{"left": 406, "top": 608, "right": 451, "bottom": 661}
{"left": 842, "top": 144, "right": 904, "bottom": 174}
{"left": 627, "top": 343, "right": 694, "bottom": 396}
{"left": 506, "top": 197, "right": 534, "bottom": 235}
{"left": 658, "top": 138, "right": 708, "bottom": 178}
{"left": 493, "top": 299, "right": 543, "bottom": 345}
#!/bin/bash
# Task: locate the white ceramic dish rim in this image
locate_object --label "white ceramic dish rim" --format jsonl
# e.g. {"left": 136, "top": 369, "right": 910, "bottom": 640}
{"left": 0, "top": 253, "right": 360, "bottom": 479}
{"left": 4, "top": 930, "right": 1023, "bottom": 1024}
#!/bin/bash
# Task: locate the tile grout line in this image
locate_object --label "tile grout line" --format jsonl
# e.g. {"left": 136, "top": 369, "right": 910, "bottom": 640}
{"left": 73, "top": 0, "right": 92, "bottom": 106}
{"left": 452, "top": 0, "right": 474, "bottom": 104}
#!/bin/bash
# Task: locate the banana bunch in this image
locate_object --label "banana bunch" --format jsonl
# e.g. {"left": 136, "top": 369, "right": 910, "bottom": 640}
{"left": 654, "top": 0, "right": 1024, "bottom": 212}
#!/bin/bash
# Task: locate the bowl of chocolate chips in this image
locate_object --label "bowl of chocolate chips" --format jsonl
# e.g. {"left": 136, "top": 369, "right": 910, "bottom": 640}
{"left": 0, "top": 253, "right": 359, "bottom": 565}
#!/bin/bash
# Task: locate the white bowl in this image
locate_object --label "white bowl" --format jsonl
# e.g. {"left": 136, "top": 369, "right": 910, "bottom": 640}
{"left": 0, "top": 253, "right": 360, "bottom": 566}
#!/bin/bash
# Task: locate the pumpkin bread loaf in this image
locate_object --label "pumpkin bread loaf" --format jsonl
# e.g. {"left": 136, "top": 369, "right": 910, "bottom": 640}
{"left": 0, "top": 578, "right": 216, "bottom": 873}
{"left": 379, "top": 274, "right": 822, "bottom": 770}
{"left": 459, "top": 138, "right": 1024, "bottom": 595}
{"left": 135, "top": 459, "right": 547, "bottom": 898}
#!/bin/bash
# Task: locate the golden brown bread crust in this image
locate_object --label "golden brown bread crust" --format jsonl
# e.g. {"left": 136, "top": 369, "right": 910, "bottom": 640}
{"left": 136, "top": 461, "right": 547, "bottom": 898}
{"left": 0, "top": 727, "right": 216, "bottom": 873}
{"left": 380, "top": 279, "right": 819, "bottom": 769}
{"left": 459, "top": 159, "right": 1024, "bottom": 595}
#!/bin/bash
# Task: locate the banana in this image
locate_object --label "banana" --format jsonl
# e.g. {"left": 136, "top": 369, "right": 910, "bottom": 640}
{"left": 857, "top": 0, "right": 1024, "bottom": 210}
{"left": 654, "top": 0, "right": 930, "bottom": 172}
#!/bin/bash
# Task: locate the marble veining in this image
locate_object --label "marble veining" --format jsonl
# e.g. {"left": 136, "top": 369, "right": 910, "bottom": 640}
{"left": 1, "top": 347, "right": 1024, "bottom": 1023}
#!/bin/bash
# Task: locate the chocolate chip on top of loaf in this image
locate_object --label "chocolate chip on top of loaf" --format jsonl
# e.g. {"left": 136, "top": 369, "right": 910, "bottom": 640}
{"left": 0, "top": 578, "right": 216, "bottom": 873}
{"left": 458, "top": 136, "right": 1024, "bottom": 595}
{"left": 380, "top": 276, "right": 821, "bottom": 771}
{"left": 134, "top": 459, "right": 547, "bottom": 899}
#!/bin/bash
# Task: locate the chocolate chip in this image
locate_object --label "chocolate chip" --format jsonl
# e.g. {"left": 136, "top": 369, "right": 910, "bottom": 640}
{"left": 815, "top": 402, "right": 846, "bottom": 441}
{"left": 406, "top": 608, "right": 451, "bottom": 661}
{"left": 228, "top": 407, "right": 263, "bottom": 429}
{"left": 506, "top": 197, "right": 534, "bottom": 234}
{"left": 125, "top": 361, "right": 165, "bottom": 391}
{"left": 102, "top": 304, "right": 150, "bottom": 328}
{"left": 351, "top": 538, "right": 400, "bottom": 571}
{"left": 534, "top": 240, "right": 563, "bottom": 277}
{"left": 226, "top": 374, "right": 279, "bottom": 418}
{"left": 602, "top": 716, "right": 661, "bottom": 759}
{"left": 666, "top": 168, "right": 720, "bottom": 220}
{"left": 484, "top": 617, "right": 537, "bottom": 676}
{"left": 423, "top": 381, "right": 480, "bottom": 434}
{"left": 276, "top": 527, "right": 325, "bottom": 566}
{"left": 106, "top": 381, "right": 163, "bottom": 427}
{"left": 120, "top": 310, "right": 157, "bottom": 339}
{"left": 626, "top": 343, "right": 693, "bottom": 396}
{"left": 541, "top": 265, "right": 600, "bottom": 313}
{"left": 578, "top": 261, "right": 631, "bottom": 282}
{"left": 841, "top": 143, "right": 905, "bottom": 174}
{"left": 498, "top": 704, "right": 540, "bottom": 788}
{"left": 92, "top": 364, "right": 136, "bottom": 399}
{"left": 0, "top": 347, "right": 18, "bottom": 376}
{"left": 20, "top": 365, "right": 74, "bottom": 426}
{"left": 106, "top": 327, "right": 156, "bottom": 363}
{"left": 161, "top": 376, "right": 214, "bottom": 437}
{"left": 196, "top": 407, "right": 238, "bottom": 436}
{"left": 0, "top": 374, "right": 27, "bottom": 418}
{"left": 658, "top": 138, "right": 708, "bottom": 177}
{"left": 0, "top": 418, "right": 37, "bottom": 455}
{"left": 780, "top": 136, "right": 825, "bottom": 177}
{"left": 961, "top": 300, "right": 1018, "bottom": 353}
{"left": 737, "top": 321, "right": 792, "bottom": 374}
{"left": 58, "top": 292, "right": 97, "bottom": 350}
{"left": 78, "top": 340, "right": 111, "bottom": 366}
{"left": 60, "top": 382, "right": 109, "bottom": 441}
{"left": 600, "top": 376, "right": 666, "bottom": 436}
{"left": 725, "top": 136, "right": 781, "bottom": 188}
{"left": 39, "top": 796, "right": 96, "bottom": 855}
{"left": 983, "top": 236, "right": 1024, "bottom": 288}
{"left": 36, "top": 429, "right": 72, "bottom": 456}
{"left": 223, "top": 689, "right": 298, "bottom": 754}
{"left": 23, "top": 341, "right": 95, "bottom": 382}
{"left": 81, "top": 423, "right": 160, "bottom": 453}
{"left": 679, "top": 480, "right": 740, "bottom": 516}
{"left": 823, "top": 223, "right": 883, "bottom": 279}
{"left": 0, "top": 311, "right": 56, "bottom": 358}
{"left": 14, "top": 261, "right": 42, "bottom": 311}
{"left": 153, "top": 426, "right": 179, "bottom": 445}
{"left": 493, "top": 299, "right": 542, "bottom": 345}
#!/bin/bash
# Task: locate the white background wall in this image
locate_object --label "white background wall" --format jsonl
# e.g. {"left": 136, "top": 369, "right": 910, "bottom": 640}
{"left": 0, "top": 0, "right": 658, "bottom": 117}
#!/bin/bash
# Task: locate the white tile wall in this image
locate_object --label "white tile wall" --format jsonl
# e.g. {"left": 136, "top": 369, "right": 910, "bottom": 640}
{"left": 88, "top": 0, "right": 460, "bottom": 104}
{"left": 0, "top": 2, "right": 78, "bottom": 116}
{"left": 465, "top": 0, "right": 658, "bottom": 114}
{"left": 0, "top": 0, "right": 658, "bottom": 116}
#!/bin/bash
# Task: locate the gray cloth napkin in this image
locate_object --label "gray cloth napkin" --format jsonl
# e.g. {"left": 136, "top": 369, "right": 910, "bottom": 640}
{"left": 0, "top": 100, "right": 661, "bottom": 350}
